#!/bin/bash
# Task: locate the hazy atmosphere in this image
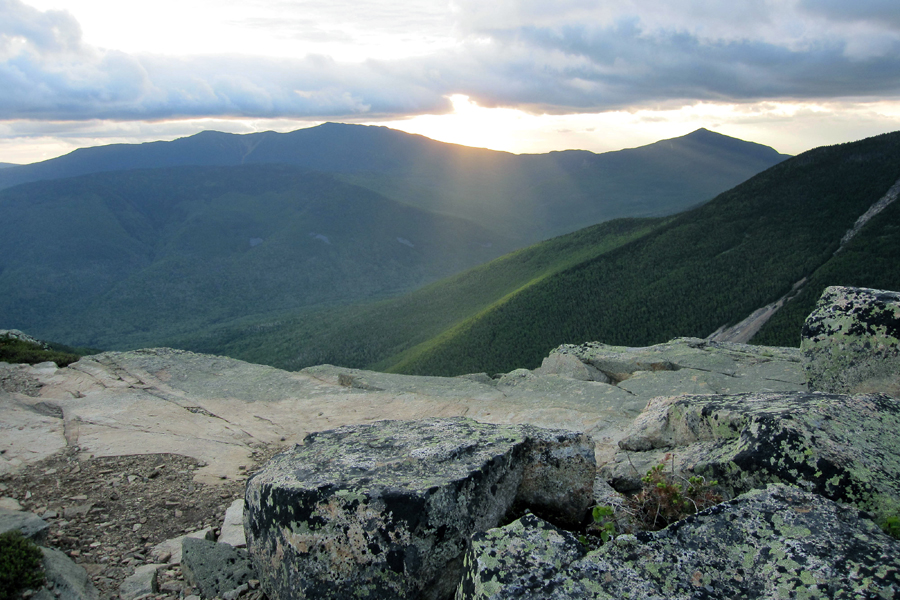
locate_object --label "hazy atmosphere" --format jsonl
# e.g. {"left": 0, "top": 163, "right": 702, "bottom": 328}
{"left": 2, "top": 0, "right": 900, "bottom": 162}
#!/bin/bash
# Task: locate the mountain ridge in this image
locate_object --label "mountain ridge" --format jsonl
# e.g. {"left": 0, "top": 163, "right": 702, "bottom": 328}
{"left": 0, "top": 124, "right": 791, "bottom": 351}
{"left": 171, "top": 130, "right": 900, "bottom": 375}
{"left": 0, "top": 124, "right": 789, "bottom": 243}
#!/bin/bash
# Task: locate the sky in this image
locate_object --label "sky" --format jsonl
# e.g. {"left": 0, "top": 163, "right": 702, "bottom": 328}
{"left": 2, "top": 0, "right": 900, "bottom": 164}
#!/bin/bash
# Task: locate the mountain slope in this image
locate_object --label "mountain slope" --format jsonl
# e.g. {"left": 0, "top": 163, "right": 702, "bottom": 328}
{"left": 0, "top": 165, "right": 512, "bottom": 349}
{"left": 752, "top": 193, "right": 900, "bottom": 346}
{"left": 372, "top": 131, "right": 900, "bottom": 376}
{"left": 0, "top": 124, "right": 789, "bottom": 243}
{"left": 164, "top": 217, "right": 668, "bottom": 370}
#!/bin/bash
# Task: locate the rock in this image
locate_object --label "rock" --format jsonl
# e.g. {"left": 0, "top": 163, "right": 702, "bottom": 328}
{"left": 0, "top": 496, "right": 22, "bottom": 511}
{"left": 119, "top": 563, "right": 163, "bottom": 600}
{"left": 222, "top": 583, "right": 249, "bottom": 600}
{"left": 550, "top": 337, "right": 804, "bottom": 393}
{"left": 458, "top": 485, "right": 900, "bottom": 599}
{"left": 5, "top": 348, "right": 637, "bottom": 483}
{"left": 181, "top": 537, "right": 257, "bottom": 599}
{"left": 457, "top": 512, "right": 587, "bottom": 599}
{"left": 63, "top": 502, "right": 93, "bottom": 518}
{"left": 534, "top": 353, "right": 610, "bottom": 383}
{"left": 0, "top": 508, "right": 49, "bottom": 542}
{"left": 150, "top": 527, "right": 215, "bottom": 565}
{"left": 802, "top": 286, "right": 900, "bottom": 395}
{"left": 244, "top": 418, "right": 595, "bottom": 600}
{"left": 39, "top": 546, "right": 100, "bottom": 600}
{"left": 601, "top": 391, "right": 900, "bottom": 524}
{"left": 218, "top": 498, "right": 246, "bottom": 547}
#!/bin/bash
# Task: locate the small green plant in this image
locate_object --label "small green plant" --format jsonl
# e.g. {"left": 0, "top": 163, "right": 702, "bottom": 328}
{"left": 882, "top": 515, "right": 900, "bottom": 540}
{"left": 580, "top": 504, "right": 617, "bottom": 548}
{"left": 0, "top": 530, "right": 45, "bottom": 599}
{"left": 626, "top": 454, "right": 722, "bottom": 532}
{"left": 590, "top": 505, "right": 617, "bottom": 542}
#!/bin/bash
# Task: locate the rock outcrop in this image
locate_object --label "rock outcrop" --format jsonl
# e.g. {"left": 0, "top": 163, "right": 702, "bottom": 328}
{"left": 458, "top": 485, "right": 900, "bottom": 599}
{"left": 600, "top": 391, "right": 900, "bottom": 523}
{"left": 546, "top": 337, "right": 804, "bottom": 393}
{"left": 5, "top": 285, "right": 900, "bottom": 599}
{"left": 802, "top": 286, "right": 900, "bottom": 395}
{"left": 181, "top": 537, "right": 256, "bottom": 599}
{"left": 244, "top": 418, "right": 594, "bottom": 600}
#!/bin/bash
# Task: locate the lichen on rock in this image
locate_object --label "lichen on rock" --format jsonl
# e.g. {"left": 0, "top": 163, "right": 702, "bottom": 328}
{"left": 802, "top": 286, "right": 900, "bottom": 396}
{"left": 244, "top": 417, "right": 595, "bottom": 600}
{"left": 458, "top": 485, "right": 900, "bottom": 599}
{"left": 602, "top": 391, "right": 900, "bottom": 526}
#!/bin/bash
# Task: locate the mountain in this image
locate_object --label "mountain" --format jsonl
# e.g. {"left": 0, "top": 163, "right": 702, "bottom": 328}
{"left": 0, "top": 124, "right": 789, "bottom": 243}
{"left": 162, "top": 217, "right": 669, "bottom": 370}
{"left": 0, "top": 125, "right": 789, "bottom": 351}
{"left": 174, "top": 131, "right": 900, "bottom": 375}
{"left": 0, "top": 165, "right": 513, "bottom": 349}
{"left": 0, "top": 163, "right": 17, "bottom": 169}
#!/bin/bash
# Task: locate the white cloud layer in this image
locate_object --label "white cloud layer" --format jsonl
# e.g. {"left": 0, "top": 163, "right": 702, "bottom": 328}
{"left": 3, "top": 0, "right": 900, "bottom": 121}
{"left": 2, "top": 0, "right": 900, "bottom": 161}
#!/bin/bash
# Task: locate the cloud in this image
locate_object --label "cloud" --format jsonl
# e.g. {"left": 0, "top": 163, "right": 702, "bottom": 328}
{"left": 798, "top": 0, "right": 900, "bottom": 29}
{"left": 1, "top": 0, "right": 899, "bottom": 123}
{"left": 462, "top": 20, "right": 900, "bottom": 110}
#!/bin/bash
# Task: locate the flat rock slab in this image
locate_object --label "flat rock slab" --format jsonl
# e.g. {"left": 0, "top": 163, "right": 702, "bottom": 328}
{"left": 119, "top": 563, "right": 163, "bottom": 600}
{"left": 3, "top": 348, "right": 642, "bottom": 483}
{"left": 459, "top": 484, "right": 900, "bottom": 599}
{"left": 218, "top": 499, "right": 246, "bottom": 547}
{"left": 244, "top": 418, "right": 594, "bottom": 600}
{"left": 802, "top": 286, "right": 900, "bottom": 395}
{"left": 550, "top": 337, "right": 804, "bottom": 392}
{"left": 602, "top": 391, "right": 900, "bottom": 525}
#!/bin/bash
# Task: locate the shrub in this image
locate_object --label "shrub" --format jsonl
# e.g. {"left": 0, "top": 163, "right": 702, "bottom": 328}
{"left": 882, "top": 515, "right": 900, "bottom": 540}
{"left": 626, "top": 456, "right": 722, "bottom": 532}
{"left": 0, "top": 530, "right": 45, "bottom": 599}
{"left": 585, "top": 454, "right": 722, "bottom": 544}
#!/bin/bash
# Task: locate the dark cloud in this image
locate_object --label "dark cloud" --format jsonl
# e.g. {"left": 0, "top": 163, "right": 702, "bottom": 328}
{"left": 1, "top": 0, "right": 900, "bottom": 122}
{"left": 799, "top": 0, "right": 900, "bottom": 29}
{"left": 464, "top": 21, "right": 900, "bottom": 110}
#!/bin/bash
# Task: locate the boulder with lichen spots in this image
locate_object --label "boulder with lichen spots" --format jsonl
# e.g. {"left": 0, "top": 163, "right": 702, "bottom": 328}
{"left": 600, "top": 391, "right": 900, "bottom": 525}
{"left": 802, "top": 286, "right": 900, "bottom": 396}
{"left": 457, "top": 485, "right": 900, "bottom": 600}
{"left": 244, "top": 417, "right": 595, "bottom": 600}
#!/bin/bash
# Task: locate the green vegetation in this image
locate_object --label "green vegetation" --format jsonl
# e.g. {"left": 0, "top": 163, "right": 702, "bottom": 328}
{"left": 0, "top": 335, "right": 84, "bottom": 367}
{"left": 167, "top": 217, "right": 666, "bottom": 370}
{"left": 753, "top": 197, "right": 900, "bottom": 346}
{"left": 882, "top": 515, "right": 900, "bottom": 540}
{"left": 584, "top": 505, "right": 617, "bottom": 544}
{"left": 382, "top": 131, "right": 900, "bottom": 375}
{"left": 0, "top": 165, "right": 513, "bottom": 350}
{"left": 583, "top": 457, "right": 721, "bottom": 547}
{"left": 626, "top": 460, "right": 721, "bottom": 532}
{"left": 0, "top": 126, "right": 787, "bottom": 354}
{"left": 0, "top": 531, "right": 44, "bottom": 599}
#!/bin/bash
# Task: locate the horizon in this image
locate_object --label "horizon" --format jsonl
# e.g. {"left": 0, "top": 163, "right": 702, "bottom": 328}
{"left": 0, "top": 122, "right": 797, "bottom": 168}
{"left": 3, "top": 0, "right": 900, "bottom": 163}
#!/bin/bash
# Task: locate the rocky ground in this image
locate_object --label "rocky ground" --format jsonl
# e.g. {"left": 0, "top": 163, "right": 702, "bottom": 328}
{"left": 0, "top": 445, "right": 281, "bottom": 599}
